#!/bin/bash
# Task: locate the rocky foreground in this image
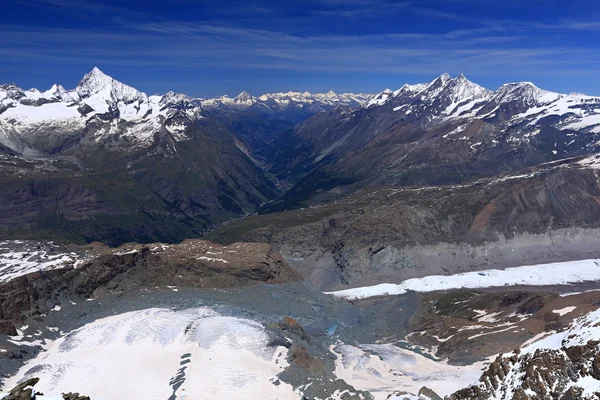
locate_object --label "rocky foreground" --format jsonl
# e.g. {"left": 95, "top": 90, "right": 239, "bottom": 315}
{"left": 449, "top": 309, "right": 600, "bottom": 400}
{"left": 0, "top": 239, "right": 301, "bottom": 335}
{"left": 0, "top": 238, "right": 599, "bottom": 399}
{"left": 0, "top": 377, "right": 89, "bottom": 399}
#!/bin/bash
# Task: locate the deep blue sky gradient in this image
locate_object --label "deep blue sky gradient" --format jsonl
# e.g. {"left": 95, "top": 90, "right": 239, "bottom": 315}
{"left": 2, "top": 0, "right": 600, "bottom": 97}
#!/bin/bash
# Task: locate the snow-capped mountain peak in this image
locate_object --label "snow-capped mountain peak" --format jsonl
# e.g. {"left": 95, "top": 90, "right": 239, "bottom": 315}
{"left": 493, "top": 81, "right": 561, "bottom": 106}
{"left": 394, "top": 83, "right": 427, "bottom": 96}
{"left": 367, "top": 73, "right": 491, "bottom": 116}
{"left": 443, "top": 74, "right": 492, "bottom": 102}
{"left": 425, "top": 72, "right": 452, "bottom": 91}
{"left": 43, "top": 84, "right": 79, "bottom": 103}
{"left": 76, "top": 67, "right": 114, "bottom": 96}
{"left": 440, "top": 72, "right": 452, "bottom": 81}
{"left": 76, "top": 66, "right": 146, "bottom": 104}
{"left": 234, "top": 91, "right": 254, "bottom": 102}
{"left": 158, "top": 91, "right": 193, "bottom": 108}
{"left": 0, "top": 83, "right": 25, "bottom": 102}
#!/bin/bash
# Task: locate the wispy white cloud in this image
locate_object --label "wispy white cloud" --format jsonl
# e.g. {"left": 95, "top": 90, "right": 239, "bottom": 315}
{"left": 1, "top": 20, "right": 598, "bottom": 81}
{"left": 3, "top": 0, "right": 600, "bottom": 96}
{"left": 311, "top": 0, "right": 411, "bottom": 18}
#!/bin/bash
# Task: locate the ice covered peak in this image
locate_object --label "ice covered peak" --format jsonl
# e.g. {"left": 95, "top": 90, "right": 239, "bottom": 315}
{"left": 366, "top": 89, "right": 394, "bottom": 107}
{"left": 440, "top": 72, "right": 452, "bottom": 82}
{"left": 445, "top": 74, "right": 492, "bottom": 101}
{"left": 47, "top": 84, "right": 65, "bottom": 95}
{"left": 76, "top": 67, "right": 146, "bottom": 104}
{"left": 394, "top": 83, "right": 427, "bottom": 96}
{"left": 367, "top": 74, "right": 491, "bottom": 111}
{"left": 495, "top": 81, "right": 561, "bottom": 105}
{"left": 0, "top": 83, "right": 25, "bottom": 101}
{"left": 422, "top": 73, "right": 453, "bottom": 95}
{"left": 43, "top": 84, "right": 79, "bottom": 102}
{"left": 159, "top": 91, "right": 193, "bottom": 107}
{"left": 234, "top": 91, "right": 253, "bottom": 102}
{"left": 77, "top": 67, "right": 112, "bottom": 93}
{"left": 423, "top": 73, "right": 452, "bottom": 90}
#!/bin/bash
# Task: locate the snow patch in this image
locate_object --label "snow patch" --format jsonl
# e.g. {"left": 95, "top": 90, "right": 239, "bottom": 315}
{"left": 327, "top": 259, "right": 600, "bottom": 300}
{"left": 1, "top": 307, "right": 297, "bottom": 400}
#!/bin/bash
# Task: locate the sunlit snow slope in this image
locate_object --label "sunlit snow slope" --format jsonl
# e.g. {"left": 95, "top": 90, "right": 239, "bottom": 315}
{"left": 2, "top": 308, "right": 297, "bottom": 400}
{"left": 327, "top": 259, "right": 600, "bottom": 299}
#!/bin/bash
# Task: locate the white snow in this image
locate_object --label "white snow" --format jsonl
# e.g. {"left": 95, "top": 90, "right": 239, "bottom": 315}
{"left": 1, "top": 307, "right": 297, "bottom": 400}
{"left": 77, "top": 67, "right": 146, "bottom": 105}
{"left": 571, "top": 375, "right": 600, "bottom": 397}
{"left": 327, "top": 259, "right": 600, "bottom": 300}
{"left": 0, "top": 241, "right": 80, "bottom": 284}
{"left": 196, "top": 256, "right": 229, "bottom": 263}
{"left": 523, "top": 308, "right": 600, "bottom": 352}
{"left": 563, "top": 113, "right": 600, "bottom": 131}
{"left": 2, "top": 101, "right": 81, "bottom": 122}
{"left": 552, "top": 306, "right": 577, "bottom": 316}
{"left": 331, "top": 343, "right": 485, "bottom": 399}
{"left": 474, "top": 308, "right": 600, "bottom": 399}
{"left": 366, "top": 89, "right": 393, "bottom": 108}
{"left": 473, "top": 310, "right": 502, "bottom": 323}
{"left": 207, "top": 90, "right": 371, "bottom": 109}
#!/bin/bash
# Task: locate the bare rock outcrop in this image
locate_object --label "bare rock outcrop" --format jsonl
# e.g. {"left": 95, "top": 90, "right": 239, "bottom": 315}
{"left": 0, "top": 239, "right": 301, "bottom": 334}
{"left": 448, "top": 318, "right": 600, "bottom": 400}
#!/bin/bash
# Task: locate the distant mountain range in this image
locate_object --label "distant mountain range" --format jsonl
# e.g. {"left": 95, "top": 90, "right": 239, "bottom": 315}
{"left": 2, "top": 68, "right": 600, "bottom": 248}
{"left": 3, "top": 68, "right": 600, "bottom": 400}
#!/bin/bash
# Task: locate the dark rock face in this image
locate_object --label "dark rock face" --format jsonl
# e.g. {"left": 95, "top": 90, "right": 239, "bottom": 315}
{"left": 0, "top": 239, "right": 301, "bottom": 333}
{"left": 0, "top": 377, "right": 91, "bottom": 400}
{"left": 61, "top": 393, "right": 91, "bottom": 400}
{"left": 1, "top": 378, "right": 39, "bottom": 400}
{"left": 419, "top": 386, "right": 443, "bottom": 400}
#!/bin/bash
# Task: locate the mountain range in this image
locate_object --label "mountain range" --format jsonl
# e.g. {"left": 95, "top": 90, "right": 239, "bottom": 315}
{"left": 2, "top": 68, "right": 600, "bottom": 400}
{"left": 2, "top": 68, "right": 600, "bottom": 251}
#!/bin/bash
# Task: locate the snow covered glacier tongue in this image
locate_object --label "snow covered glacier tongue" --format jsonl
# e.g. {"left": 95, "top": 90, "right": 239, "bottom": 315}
{"left": 3, "top": 308, "right": 297, "bottom": 400}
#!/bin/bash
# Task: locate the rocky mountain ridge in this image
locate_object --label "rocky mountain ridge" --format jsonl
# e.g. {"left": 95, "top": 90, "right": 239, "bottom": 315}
{"left": 3, "top": 69, "right": 600, "bottom": 247}
{"left": 365, "top": 73, "right": 600, "bottom": 131}
{"left": 0, "top": 238, "right": 301, "bottom": 336}
{"left": 264, "top": 73, "right": 600, "bottom": 212}
{"left": 449, "top": 309, "right": 600, "bottom": 400}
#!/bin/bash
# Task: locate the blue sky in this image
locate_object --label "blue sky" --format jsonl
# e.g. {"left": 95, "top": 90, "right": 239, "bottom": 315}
{"left": 2, "top": 0, "right": 600, "bottom": 97}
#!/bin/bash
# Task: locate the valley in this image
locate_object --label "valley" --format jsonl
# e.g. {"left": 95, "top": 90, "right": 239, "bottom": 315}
{"left": 2, "top": 69, "right": 600, "bottom": 399}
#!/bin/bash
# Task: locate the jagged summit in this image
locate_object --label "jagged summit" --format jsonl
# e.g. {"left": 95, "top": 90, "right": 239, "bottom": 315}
{"left": 43, "top": 84, "right": 78, "bottom": 102}
{"left": 365, "top": 73, "right": 574, "bottom": 116}
{"left": 234, "top": 91, "right": 253, "bottom": 102}
{"left": 76, "top": 67, "right": 113, "bottom": 95}
{"left": 437, "top": 72, "right": 452, "bottom": 84}
{"left": 492, "top": 81, "right": 561, "bottom": 105}
{"left": 76, "top": 66, "right": 146, "bottom": 104}
{"left": 367, "top": 73, "right": 490, "bottom": 110}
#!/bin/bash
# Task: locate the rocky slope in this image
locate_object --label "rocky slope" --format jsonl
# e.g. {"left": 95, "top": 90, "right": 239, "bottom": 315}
{"left": 0, "top": 68, "right": 374, "bottom": 245}
{"left": 449, "top": 308, "right": 600, "bottom": 400}
{"left": 0, "top": 240, "right": 598, "bottom": 399}
{"left": 208, "top": 157, "right": 600, "bottom": 289}
{"left": 265, "top": 74, "right": 600, "bottom": 210}
{"left": 4, "top": 70, "right": 600, "bottom": 248}
{"left": 0, "top": 239, "right": 300, "bottom": 335}
{"left": 0, "top": 68, "right": 287, "bottom": 244}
